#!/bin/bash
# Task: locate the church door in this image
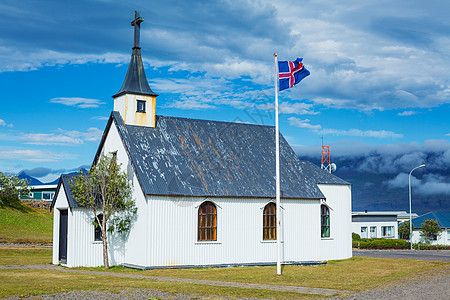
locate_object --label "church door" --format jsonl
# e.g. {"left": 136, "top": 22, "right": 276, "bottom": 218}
{"left": 59, "top": 209, "right": 68, "bottom": 263}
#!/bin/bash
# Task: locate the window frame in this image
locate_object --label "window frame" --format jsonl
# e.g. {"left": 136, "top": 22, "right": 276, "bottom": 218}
{"left": 136, "top": 100, "right": 146, "bottom": 113}
{"left": 321, "top": 205, "right": 330, "bottom": 238}
{"left": 197, "top": 201, "right": 217, "bottom": 242}
{"left": 381, "top": 226, "right": 394, "bottom": 238}
{"left": 361, "top": 226, "right": 368, "bottom": 238}
{"left": 263, "top": 202, "right": 277, "bottom": 240}
{"left": 370, "top": 226, "right": 377, "bottom": 238}
{"left": 94, "top": 214, "right": 103, "bottom": 242}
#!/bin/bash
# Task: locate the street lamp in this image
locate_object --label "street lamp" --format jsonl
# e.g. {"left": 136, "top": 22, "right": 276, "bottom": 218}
{"left": 409, "top": 164, "right": 425, "bottom": 250}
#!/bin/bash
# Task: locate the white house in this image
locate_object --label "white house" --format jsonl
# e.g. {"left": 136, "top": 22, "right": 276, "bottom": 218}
{"left": 352, "top": 211, "right": 400, "bottom": 239}
{"left": 411, "top": 212, "right": 450, "bottom": 245}
{"left": 51, "top": 12, "right": 352, "bottom": 269}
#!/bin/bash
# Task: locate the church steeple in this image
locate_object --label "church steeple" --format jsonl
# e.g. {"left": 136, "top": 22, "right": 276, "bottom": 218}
{"left": 113, "top": 11, "right": 158, "bottom": 127}
{"left": 113, "top": 11, "right": 158, "bottom": 98}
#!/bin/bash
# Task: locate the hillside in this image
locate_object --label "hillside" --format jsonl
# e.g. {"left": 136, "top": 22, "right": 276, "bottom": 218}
{"left": 0, "top": 205, "right": 53, "bottom": 244}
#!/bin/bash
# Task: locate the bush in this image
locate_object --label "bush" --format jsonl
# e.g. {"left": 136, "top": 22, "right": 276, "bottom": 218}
{"left": 413, "top": 243, "right": 450, "bottom": 250}
{"left": 352, "top": 232, "right": 361, "bottom": 241}
{"left": 352, "top": 238, "right": 410, "bottom": 249}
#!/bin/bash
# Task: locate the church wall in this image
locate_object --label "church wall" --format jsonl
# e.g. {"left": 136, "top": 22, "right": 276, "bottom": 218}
{"left": 99, "top": 121, "right": 149, "bottom": 267}
{"left": 140, "top": 195, "right": 340, "bottom": 268}
{"left": 317, "top": 184, "right": 352, "bottom": 260}
{"left": 64, "top": 208, "right": 126, "bottom": 267}
{"left": 52, "top": 185, "right": 69, "bottom": 265}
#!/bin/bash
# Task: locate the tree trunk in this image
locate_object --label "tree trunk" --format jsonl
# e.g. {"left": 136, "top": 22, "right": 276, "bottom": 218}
{"left": 102, "top": 218, "right": 109, "bottom": 269}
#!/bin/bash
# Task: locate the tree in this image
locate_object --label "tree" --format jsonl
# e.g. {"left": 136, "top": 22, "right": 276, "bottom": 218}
{"left": 0, "top": 172, "right": 30, "bottom": 208}
{"left": 398, "top": 221, "right": 413, "bottom": 240}
{"left": 71, "top": 153, "right": 136, "bottom": 269}
{"left": 420, "top": 219, "right": 443, "bottom": 244}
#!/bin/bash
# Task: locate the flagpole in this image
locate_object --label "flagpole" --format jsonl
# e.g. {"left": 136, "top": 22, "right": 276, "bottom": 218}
{"left": 274, "top": 53, "right": 282, "bottom": 276}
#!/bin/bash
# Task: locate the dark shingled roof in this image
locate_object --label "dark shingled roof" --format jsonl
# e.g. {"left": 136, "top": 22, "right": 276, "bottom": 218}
{"left": 112, "top": 48, "right": 158, "bottom": 98}
{"left": 412, "top": 211, "right": 450, "bottom": 229}
{"left": 96, "top": 111, "right": 348, "bottom": 200}
{"left": 50, "top": 174, "right": 80, "bottom": 211}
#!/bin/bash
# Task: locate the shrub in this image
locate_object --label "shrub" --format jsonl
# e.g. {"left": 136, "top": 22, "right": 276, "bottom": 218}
{"left": 352, "top": 232, "right": 361, "bottom": 241}
{"left": 352, "top": 238, "right": 410, "bottom": 249}
{"left": 413, "top": 243, "right": 450, "bottom": 250}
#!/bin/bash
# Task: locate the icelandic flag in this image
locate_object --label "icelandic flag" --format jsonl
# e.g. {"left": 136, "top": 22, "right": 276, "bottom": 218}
{"left": 278, "top": 58, "right": 310, "bottom": 91}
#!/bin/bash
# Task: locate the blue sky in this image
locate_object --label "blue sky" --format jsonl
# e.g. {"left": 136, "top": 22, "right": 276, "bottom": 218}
{"left": 0, "top": 0, "right": 449, "bottom": 186}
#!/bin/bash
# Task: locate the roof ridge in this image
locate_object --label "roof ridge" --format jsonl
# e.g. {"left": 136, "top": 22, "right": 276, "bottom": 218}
{"left": 156, "top": 115, "right": 275, "bottom": 128}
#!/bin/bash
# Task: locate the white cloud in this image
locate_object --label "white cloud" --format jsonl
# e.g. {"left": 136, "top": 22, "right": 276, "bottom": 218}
{"left": 21, "top": 133, "right": 83, "bottom": 145}
{"left": 50, "top": 97, "right": 105, "bottom": 108}
{"left": 288, "top": 117, "right": 402, "bottom": 138}
{"left": 288, "top": 117, "right": 321, "bottom": 130}
{"left": 0, "top": 47, "right": 129, "bottom": 72}
{"left": 91, "top": 116, "right": 109, "bottom": 121}
{"left": 20, "top": 127, "right": 102, "bottom": 145}
{"left": 386, "top": 173, "right": 450, "bottom": 196}
{"left": 0, "top": 119, "right": 5, "bottom": 126}
{"left": 398, "top": 111, "right": 418, "bottom": 116}
{"left": 0, "top": 149, "right": 72, "bottom": 162}
{"left": 320, "top": 128, "right": 403, "bottom": 139}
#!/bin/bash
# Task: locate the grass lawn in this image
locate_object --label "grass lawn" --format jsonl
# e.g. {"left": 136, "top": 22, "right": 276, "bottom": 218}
{"left": 0, "top": 247, "right": 448, "bottom": 299}
{"left": 0, "top": 206, "right": 53, "bottom": 244}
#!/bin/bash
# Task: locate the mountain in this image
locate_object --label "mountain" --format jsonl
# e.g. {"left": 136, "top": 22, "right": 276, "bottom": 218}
{"left": 18, "top": 172, "right": 43, "bottom": 185}
{"left": 17, "top": 169, "right": 88, "bottom": 186}
{"left": 301, "top": 155, "right": 449, "bottom": 215}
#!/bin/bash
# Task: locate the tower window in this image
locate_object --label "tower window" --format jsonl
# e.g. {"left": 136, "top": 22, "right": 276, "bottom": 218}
{"left": 136, "top": 100, "right": 146, "bottom": 113}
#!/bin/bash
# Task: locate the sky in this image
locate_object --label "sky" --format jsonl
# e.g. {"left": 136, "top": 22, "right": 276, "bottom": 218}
{"left": 0, "top": 0, "right": 449, "bottom": 189}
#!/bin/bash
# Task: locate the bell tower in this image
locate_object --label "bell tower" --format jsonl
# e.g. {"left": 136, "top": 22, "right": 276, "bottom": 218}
{"left": 112, "top": 11, "right": 158, "bottom": 127}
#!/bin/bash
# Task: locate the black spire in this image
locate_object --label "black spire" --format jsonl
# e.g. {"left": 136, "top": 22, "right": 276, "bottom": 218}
{"left": 113, "top": 11, "right": 158, "bottom": 98}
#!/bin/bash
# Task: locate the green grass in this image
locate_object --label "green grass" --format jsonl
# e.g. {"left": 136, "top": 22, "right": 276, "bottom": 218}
{"left": 88, "top": 256, "right": 448, "bottom": 292}
{"left": 0, "top": 268, "right": 310, "bottom": 299}
{"left": 1, "top": 247, "right": 448, "bottom": 299}
{"left": 0, "top": 247, "right": 52, "bottom": 265}
{"left": 0, "top": 205, "right": 53, "bottom": 244}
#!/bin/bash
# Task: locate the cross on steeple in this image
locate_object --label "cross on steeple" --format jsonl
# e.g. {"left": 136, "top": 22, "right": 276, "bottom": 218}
{"left": 131, "top": 11, "right": 144, "bottom": 49}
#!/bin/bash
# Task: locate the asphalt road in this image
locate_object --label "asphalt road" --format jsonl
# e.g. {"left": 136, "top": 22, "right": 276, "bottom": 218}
{"left": 353, "top": 249, "right": 450, "bottom": 261}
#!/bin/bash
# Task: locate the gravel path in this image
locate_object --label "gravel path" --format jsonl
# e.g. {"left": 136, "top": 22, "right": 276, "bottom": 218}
{"left": 329, "top": 265, "right": 450, "bottom": 300}
{"left": 353, "top": 249, "right": 450, "bottom": 261}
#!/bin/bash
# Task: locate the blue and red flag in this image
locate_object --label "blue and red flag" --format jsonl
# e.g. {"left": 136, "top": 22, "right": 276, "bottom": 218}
{"left": 278, "top": 58, "right": 310, "bottom": 91}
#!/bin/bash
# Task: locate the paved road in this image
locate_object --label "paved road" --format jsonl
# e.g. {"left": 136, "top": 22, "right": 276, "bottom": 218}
{"left": 353, "top": 249, "right": 450, "bottom": 261}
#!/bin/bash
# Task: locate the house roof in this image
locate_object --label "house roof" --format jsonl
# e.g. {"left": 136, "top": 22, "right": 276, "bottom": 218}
{"left": 412, "top": 211, "right": 450, "bottom": 229}
{"left": 50, "top": 174, "right": 79, "bottom": 211}
{"left": 94, "top": 111, "right": 348, "bottom": 200}
{"left": 112, "top": 47, "right": 158, "bottom": 98}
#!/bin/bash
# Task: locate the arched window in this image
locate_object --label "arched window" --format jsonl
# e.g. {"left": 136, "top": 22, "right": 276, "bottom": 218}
{"left": 198, "top": 201, "right": 217, "bottom": 241}
{"left": 94, "top": 214, "right": 103, "bottom": 241}
{"left": 263, "top": 202, "right": 276, "bottom": 240}
{"left": 321, "top": 205, "right": 330, "bottom": 238}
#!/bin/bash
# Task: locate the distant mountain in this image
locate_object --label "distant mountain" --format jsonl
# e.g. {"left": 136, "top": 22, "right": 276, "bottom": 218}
{"left": 301, "top": 155, "right": 449, "bottom": 215}
{"left": 18, "top": 172, "right": 43, "bottom": 185}
{"left": 18, "top": 169, "right": 88, "bottom": 186}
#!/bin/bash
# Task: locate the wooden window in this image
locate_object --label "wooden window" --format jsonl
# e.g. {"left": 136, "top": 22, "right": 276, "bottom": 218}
{"left": 136, "top": 100, "right": 146, "bottom": 112}
{"left": 198, "top": 201, "right": 217, "bottom": 241}
{"left": 263, "top": 202, "right": 276, "bottom": 240}
{"left": 321, "top": 205, "right": 330, "bottom": 238}
{"left": 94, "top": 214, "right": 103, "bottom": 241}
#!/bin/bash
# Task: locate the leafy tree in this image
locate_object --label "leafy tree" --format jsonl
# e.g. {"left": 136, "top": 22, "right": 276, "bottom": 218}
{"left": 0, "top": 172, "right": 30, "bottom": 208}
{"left": 398, "top": 221, "right": 413, "bottom": 240}
{"left": 71, "top": 153, "right": 136, "bottom": 269}
{"left": 420, "top": 219, "right": 443, "bottom": 244}
{"left": 352, "top": 232, "right": 361, "bottom": 241}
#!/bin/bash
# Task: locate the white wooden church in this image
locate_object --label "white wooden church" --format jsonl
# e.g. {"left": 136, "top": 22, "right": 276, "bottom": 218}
{"left": 51, "top": 13, "right": 352, "bottom": 269}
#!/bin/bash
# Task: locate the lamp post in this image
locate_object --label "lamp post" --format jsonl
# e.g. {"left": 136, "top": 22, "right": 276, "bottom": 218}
{"left": 409, "top": 164, "right": 425, "bottom": 250}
